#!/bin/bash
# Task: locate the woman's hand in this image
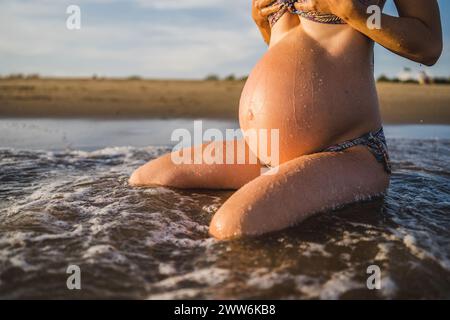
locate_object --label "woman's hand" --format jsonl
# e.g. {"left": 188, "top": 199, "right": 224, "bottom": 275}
{"left": 293, "top": 0, "right": 362, "bottom": 19}
{"left": 252, "top": 0, "right": 283, "bottom": 26}
{"left": 295, "top": 0, "right": 442, "bottom": 66}
{"left": 252, "top": 0, "right": 283, "bottom": 44}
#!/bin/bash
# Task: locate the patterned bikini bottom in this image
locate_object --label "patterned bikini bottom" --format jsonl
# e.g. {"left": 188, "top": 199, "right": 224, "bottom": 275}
{"left": 323, "top": 127, "right": 392, "bottom": 174}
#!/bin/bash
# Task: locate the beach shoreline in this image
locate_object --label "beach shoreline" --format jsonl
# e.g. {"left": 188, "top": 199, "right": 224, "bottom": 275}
{"left": 1, "top": 78, "right": 449, "bottom": 124}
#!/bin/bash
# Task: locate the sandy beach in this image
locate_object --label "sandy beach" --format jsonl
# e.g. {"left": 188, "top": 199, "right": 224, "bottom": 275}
{"left": 0, "top": 78, "right": 449, "bottom": 124}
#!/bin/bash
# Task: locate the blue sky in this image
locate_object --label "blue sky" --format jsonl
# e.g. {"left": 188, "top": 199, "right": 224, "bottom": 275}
{"left": 0, "top": 0, "right": 448, "bottom": 79}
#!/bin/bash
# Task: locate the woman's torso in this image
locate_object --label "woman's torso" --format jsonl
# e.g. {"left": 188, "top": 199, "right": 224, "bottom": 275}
{"left": 240, "top": 8, "right": 383, "bottom": 164}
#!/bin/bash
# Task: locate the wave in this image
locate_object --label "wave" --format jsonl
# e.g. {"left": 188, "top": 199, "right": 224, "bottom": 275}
{"left": 0, "top": 138, "right": 449, "bottom": 299}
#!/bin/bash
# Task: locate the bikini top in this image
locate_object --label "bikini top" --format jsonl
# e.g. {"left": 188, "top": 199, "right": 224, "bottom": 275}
{"left": 269, "top": 0, "right": 372, "bottom": 27}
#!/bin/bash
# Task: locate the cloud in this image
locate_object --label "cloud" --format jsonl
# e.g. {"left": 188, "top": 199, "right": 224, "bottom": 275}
{"left": 0, "top": 0, "right": 447, "bottom": 78}
{"left": 0, "top": 0, "right": 262, "bottom": 78}
{"left": 135, "top": 0, "right": 250, "bottom": 10}
{"left": 136, "top": 0, "right": 227, "bottom": 9}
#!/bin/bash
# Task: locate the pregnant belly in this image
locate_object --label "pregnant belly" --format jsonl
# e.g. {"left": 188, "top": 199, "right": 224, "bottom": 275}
{"left": 239, "top": 29, "right": 380, "bottom": 164}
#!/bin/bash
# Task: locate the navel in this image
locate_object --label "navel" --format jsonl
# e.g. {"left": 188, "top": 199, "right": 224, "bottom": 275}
{"left": 247, "top": 109, "right": 255, "bottom": 121}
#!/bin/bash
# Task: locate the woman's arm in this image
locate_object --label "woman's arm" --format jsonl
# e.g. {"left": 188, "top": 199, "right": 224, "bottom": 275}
{"left": 252, "top": 0, "right": 283, "bottom": 45}
{"left": 294, "top": 0, "right": 443, "bottom": 66}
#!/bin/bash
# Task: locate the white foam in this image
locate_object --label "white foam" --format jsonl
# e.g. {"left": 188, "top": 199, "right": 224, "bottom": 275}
{"left": 151, "top": 267, "right": 230, "bottom": 290}
{"left": 247, "top": 269, "right": 289, "bottom": 290}
{"left": 319, "top": 270, "right": 365, "bottom": 300}
{"left": 158, "top": 263, "right": 176, "bottom": 276}
{"left": 294, "top": 275, "right": 323, "bottom": 299}
{"left": 82, "top": 244, "right": 129, "bottom": 265}
{"left": 381, "top": 275, "right": 398, "bottom": 298}
{"left": 401, "top": 231, "right": 450, "bottom": 271}
{"left": 32, "top": 224, "right": 83, "bottom": 242}
{"left": 147, "top": 288, "right": 200, "bottom": 300}
{"left": 299, "top": 242, "right": 332, "bottom": 258}
{"left": 375, "top": 243, "right": 393, "bottom": 262}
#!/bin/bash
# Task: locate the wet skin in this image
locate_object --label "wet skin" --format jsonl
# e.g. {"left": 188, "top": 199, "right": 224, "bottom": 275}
{"left": 130, "top": 0, "right": 442, "bottom": 240}
{"left": 240, "top": 14, "right": 382, "bottom": 164}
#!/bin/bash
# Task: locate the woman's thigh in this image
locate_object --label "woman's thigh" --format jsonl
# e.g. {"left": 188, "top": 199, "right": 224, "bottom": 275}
{"left": 209, "top": 146, "right": 390, "bottom": 239}
{"left": 129, "top": 139, "right": 263, "bottom": 189}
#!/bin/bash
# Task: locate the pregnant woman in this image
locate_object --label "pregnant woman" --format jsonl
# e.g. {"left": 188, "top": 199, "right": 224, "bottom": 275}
{"left": 130, "top": 0, "right": 442, "bottom": 239}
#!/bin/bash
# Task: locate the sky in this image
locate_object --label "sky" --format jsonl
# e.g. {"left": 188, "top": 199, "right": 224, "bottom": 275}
{"left": 0, "top": 0, "right": 448, "bottom": 79}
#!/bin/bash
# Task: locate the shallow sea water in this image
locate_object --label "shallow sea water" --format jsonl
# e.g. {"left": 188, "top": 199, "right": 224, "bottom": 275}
{"left": 0, "top": 119, "right": 449, "bottom": 299}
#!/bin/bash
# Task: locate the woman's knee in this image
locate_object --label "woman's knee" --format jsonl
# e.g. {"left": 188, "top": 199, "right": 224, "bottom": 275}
{"left": 129, "top": 160, "right": 158, "bottom": 186}
{"left": 129, "top": 154, "right": 184, "bottom": 187}
{"left": 209, "top": 204, "right": 247, "bottom": 240}
{"left": 209, "top": 192, "right": 266, "bottom": 240}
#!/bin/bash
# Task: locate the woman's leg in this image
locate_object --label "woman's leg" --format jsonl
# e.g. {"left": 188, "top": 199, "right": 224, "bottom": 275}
{"left": 209, "top": 146, "right": 390, "bottom": 239}
{"left": 129, "top": 140, "right": 263, "bottom": 190}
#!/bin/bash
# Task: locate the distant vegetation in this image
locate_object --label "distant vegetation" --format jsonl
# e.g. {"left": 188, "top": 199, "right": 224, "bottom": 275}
{"left": 377, "top": 75, "right": 418, "bottom": 84}
{"left": 432, "top": 77, "right": 450, "bottom": 85}
{"left": 204, "top": 74, "right": 220, "bottom": 81}
{"left": 224, "top": 74, "right": 236, "bottom": 81}
{"left": 1, "top": 72, "right": 448, "bottom": 84}
{"left": 206, "top": 73, "right": 450, "bottom": 84}
{"left": 204, "top": 74, "right": 248, "bottom": 81}
{"left": 0, "top": 73, "right": 41, "bottom": 80}
{"left": 377, "top": 74, "right": 450, "bottom": 85}
{"left": 126, "top": 75, "right": 143, "bottom": 80}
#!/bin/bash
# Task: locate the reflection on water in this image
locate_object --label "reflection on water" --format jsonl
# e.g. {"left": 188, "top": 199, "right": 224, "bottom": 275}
{"left": 0, "top": 119, "right": 241, "bottom": 150}
{"left": 0, "top": 120, "right": 449, "bottom": 299}
{"left": 0, "top": 119, "right": 449, "bottom": 150}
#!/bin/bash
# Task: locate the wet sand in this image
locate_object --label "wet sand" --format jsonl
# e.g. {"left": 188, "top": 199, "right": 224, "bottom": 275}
{"left": 0, "top": 79, "right": 449, "bottom": 124}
